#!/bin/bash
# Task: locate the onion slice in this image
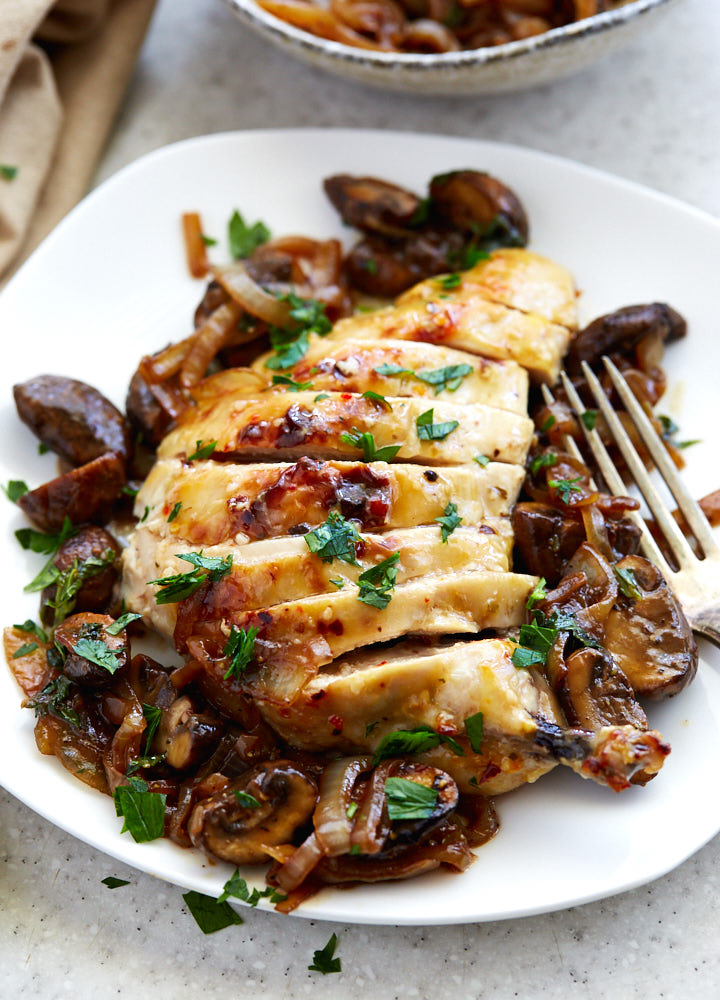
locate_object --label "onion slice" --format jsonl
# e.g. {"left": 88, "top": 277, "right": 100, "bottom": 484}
{"left": 274, "top": 831, "right": 325, "bottom": 892}
{"left": 212, "top": 263, "right": 294, "bottom": 327}
{"left": 314, "top": 757, "right": 370, "bottom": 856}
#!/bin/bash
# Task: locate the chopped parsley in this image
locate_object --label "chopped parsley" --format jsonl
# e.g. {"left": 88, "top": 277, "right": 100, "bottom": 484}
{"left": 512, "top": 609, "right": 600, "bottom": 668}
{"left": 416, "top": 408, "right": 459, "bottom": 442}
{"left": 218, "top": 870, "right": 286, "bottom": 907}
{"left": 27, "top": 676, "right": 78, "bottom": 727}
{"left": 3, "top": 479, "right": 28, "bottom": 503}
{"left": 223, "top": 625, "right": 258, "bottom": 679}
{"left": 385, "top": 777, "right": 438, "bottom": 821}
{"left": 614, "top": 565, "right": 642, "bottom": 601}
{"left": 167, "top": 502, "right": 182, "bottom": 523}
{"left": 106, "top": 612, "right": 143, "bottom": 635}
{"left": 266, "top": 294, "right": 332, "bottom": 370}
{"left": 462, "top": 246, "right": 491, "bottom": 269}
{"left": 150, "top": 552, "right": 232, "bottom": 604}
{"left": 372, "top": 724, "right": 464, "bottom": 766}
{"left": 435, "top": 501, "right": 462, "bottom": 542}
{"left": 314, "top": 392, "right": 330, "bottom": 402}
{"left": 356, "top": 552, "right": 400, "bottom": 610}
{"left": 72, "top": 636, "right": 122, "bottom": 674}
{"left": 464, "top": 712, "right": 484, "bottom": 753}
{"left": 141, "top": 703, "right": 162, "bottom": 755}
{"left": 12, "top": 619, "right": 48, "bottom": 643}
{"left": 183, "top": 890, "right": 244, "bottom": 934}
{"left": 43, "top": 550, "right": 116, "bottom": 624}
{"left": 529, "top": 452, "right": 557, "bottom": 477}
{"left": 101, "top": 877, "right": 130, "bottom": 889}
{"left": 227, "top": 209, "right": 270, "bottom": 259}
{"left": 113, "top": 776, "right": 166, "bottom": 843}
{"left": 271, "top": 374, "right": 314, "bottom": 392}
{"left": 187, "top": 439, "right": 217, "bottom": 461}
{"left": 346, "top": 801, "right": 359, "bottom": 820}
{"left": 373, "top": 362, "right": 473, "bottom": 394}
{"left": 340, "top": 428, "right": 400, "bottom": 463}
{"left": 437, "top": 273, "right": 462, "bottom": 290}
{"left": 548, "top": 476, "right": 583, "bottom": 504}
{"left": 12, "top": 641, "right": 38, "bottom": 658}
{"left": 580, "top": 410, "right": 598, "bottom": 431}
{"left": 361, "top": 390, "right": 392, "bottom": 410}
{"left": 658, "top": 413, "right": 701, "bottom": 450}
{"left": 0, "top": 165, "right": 19, "bottom": 181}
{"left": 15, "top": 516, "right": 76, "bottom": 556}
{"left": 200, "top": 234, "right": 217, "bottom": 247}
{"left": 234, "top": 790, "right": 261, "bottom": 809}
{"left": 525, "top": 577, "right": 547, "bottom": 610}
{"left": 304, "top": 511, "right": 361, "bottom": 566}
{"left": 308, "top": 933, "right": 342, "bottom": 975}
{"left": 473, "top": 454, "right": 490, "bottom": 467}
{"left": 540, "top": 414, "right": 556, "bottom": 433}
{"left": 361, "top": 257, "right": 379, "bottom": 275}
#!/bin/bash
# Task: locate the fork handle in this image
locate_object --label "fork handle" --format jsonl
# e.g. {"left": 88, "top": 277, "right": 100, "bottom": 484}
{"left": 694, "top": 608, "right": 720, "bottom": 649}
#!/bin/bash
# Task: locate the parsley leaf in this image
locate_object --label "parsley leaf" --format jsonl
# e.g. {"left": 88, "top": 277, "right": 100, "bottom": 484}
{"left": 73, "top": 637, "right": 121, "bottom": 674}
{"left": 548, "top": 476, "right": 583, "bottom": 504}
{"left": 141, "top": 703, "right": 162, "bottom": 755}
{"left": 614, "top": 565, "right": 642, "bottom": 601}
{"left": 167, "top": 502, "right": 182, "bottom": 523}
{"left": 304, "top": 511, "right": 361, "bottom": 566}
{"left": 473, "top": 454, "right": 490, "bottom": 467}
{"left": 223, "top": 625, "right": 258, "bottom": 679}
{"left": 183, "top": 890, "right": 244, "bottom": 934}
{"left": 372, "top": 725, "right": 465, "bottom": 766}
{"left": 540, "top": 414, "right": 556, "bottom": 433}
{"left": 101, "top": 877, "right": 130, "bottom": 889}
{"left": 15, "top": 516, "right": 76, "bottom": 555}
{"left": 43, "top": 550, "right": 116, "bottom": 624}
{"left": 27, "top": 676, "right": 79, "bottom": 727}
{"left": 308, "top": 933, "right": 342, "bottom": 975}
{"left": 437, "top": 273, "right": 462, "bottom": 290}
{"left": 362, "top": 390, "right": 392, "bottom": 410}
{"left": 12, "top": 619, "right": 48, "bottom": 643}
{"left": 234, "top": 790, "right": 261, "bottom": 808}
{"left": 385, "top": 776, "right": 438, "bottom": 821}
{"left": 373, "top": 362, "right": 473, "bottom": 394}
{"left": 200, "top": 234, "right": 217, "bottom": 247}
{"left": 228, "top": 209, "right": 270, "bottom": 259}
{"left": 266, "top": 294, "right": 332, "bottom": 370}
{"left": 113, "top": 776, "right": 166, "bottom": 843}
{"left": 356, "top": 552, "right": 400, "bottom": 609}
{"left": 179, "top": 552, "right": 233, "bottom": 577}
{"left": 416, "top": 408, "right": 459, "bottom": 442}
{"left": 271, "top": 374, "right": 314, "bottom": 392}
{"left": 12, "top": 641, "right": 38, "bottom": 658}
{"left": 340, "top": 428, "right": 400, "bottom": 463}
{"left": 464, "top": 712, "right": 484, "bottom": 753}
{"left": 373, "top": 363, "right": 411, "bottom": 378}
{"left": 187, "top": 439, "right": 217, "bottom": 461}
{"left": 150, "top": 552, "right": 232, "bottom": 604}
{"left": 0, "top": 165, "right": 19, "bottom": 181}
{"left": 106, "top": 612, "right": 143, "bottom": 636}
{"left": 218, "top": 870, "right": 286, "bottom": 907}
{"left": 435, "top": 501, "right": 462, "bottom": 542}
{"left": 525, "top": 577, "right": 547, "bottom": 610}
{"left": 462, "top": 246, "right": 491, "bottom": 269}
{"left": 580, "top": 410, "right": 598, "bottom": 431}
{"left": 529, "top": 452, "right": 557, "bottom": 477}
{"left": 4, "top": 479, "right": 28, "bottom": 503}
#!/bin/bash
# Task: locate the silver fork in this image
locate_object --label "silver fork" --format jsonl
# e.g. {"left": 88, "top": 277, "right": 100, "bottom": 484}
{"left": 541, "top": 357, "right": 720, "bottom": 648}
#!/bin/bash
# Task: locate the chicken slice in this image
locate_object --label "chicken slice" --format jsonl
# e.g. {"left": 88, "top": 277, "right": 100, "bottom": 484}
{"left": 135, "top": 457, "right": 524, "bottom": 546}
{"left": 252, "top": 337, "right": 529, "bottom": 413}
{"left": 260, "top": 638, "right": 669, "bottom": 796}
{"left": 123, "top": 522, "right": 514, "bottom": 642}
{"left": 400, "top": 249, "right": 578, "bottom": 329}
{"left": 158, "top": 383, "right": 533, "bottom": 467}
{"left": 183, "top": 571, "right": 537, "bottom": 704}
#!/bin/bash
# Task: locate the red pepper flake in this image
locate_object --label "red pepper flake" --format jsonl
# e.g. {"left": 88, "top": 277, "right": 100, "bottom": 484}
{"left": 329, "top": 714, "right": 344, "bottom": 733}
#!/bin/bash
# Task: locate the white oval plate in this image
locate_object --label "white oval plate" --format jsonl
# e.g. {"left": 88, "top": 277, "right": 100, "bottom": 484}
{"left": 1, "top": 129, "right": 719, "bottom": 926}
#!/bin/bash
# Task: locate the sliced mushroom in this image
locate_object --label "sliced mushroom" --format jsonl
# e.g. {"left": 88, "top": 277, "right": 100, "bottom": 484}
{"left": 18, "top": 451, "right": 126, "bottom": 532}
{"left": 545, "top": 641, "right": 647, "bottom": 731}
{"left": 188, "top": 760, "right": 318, "bottom": 865}
{"left": 41, "top": 526, "right": 121, "bottom": 618}
{"left": 54, "top": 612, "right": 129, "bottom": 688}
{"left": 345, "top": 230, "right": 465, "bottom": 298}
{"left": 156, "top": 695, "right": 225, "bottom": 770}
{"left": 379, "top": 762, "right": 459, "bottom": 856}
{"left": 566, "top": 303, "right": 687, "bottom": 375}
{"left": 428, "top": 170, "right": 529, "bottom": 245}
{"left": 604, "top": 555, "right": 698, "bottom": 699}
{"left": 13, "top": 375, "right": 130, "bottom": 467}
{"left": 324, "top": 175, "right": 422, "bottom": 237}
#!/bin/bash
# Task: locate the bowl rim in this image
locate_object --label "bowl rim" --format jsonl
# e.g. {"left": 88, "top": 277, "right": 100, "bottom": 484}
{"left": 222, "top": 0, "right": 675, "bottom": 69}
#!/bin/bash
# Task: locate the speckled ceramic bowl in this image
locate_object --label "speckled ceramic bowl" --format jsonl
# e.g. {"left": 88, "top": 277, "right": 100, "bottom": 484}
{"left": 221, "top": 0, "right": 680, "bottom": 95}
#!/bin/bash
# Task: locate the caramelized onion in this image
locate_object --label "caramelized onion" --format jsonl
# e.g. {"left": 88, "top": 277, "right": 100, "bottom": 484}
{"left": 314, "top": 756, "right": 370, "bottom": 856}
{"left": 212, "top": 263, "right": 294, "bottom": 326}
{"left": 274, "top": 831, "right": 325, "bottom": 892}
{"left": 581, "top": 503, "right": 613, "bottom": 562}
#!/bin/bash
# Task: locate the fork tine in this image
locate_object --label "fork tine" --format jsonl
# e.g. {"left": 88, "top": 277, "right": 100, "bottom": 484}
{"left": 558, "top": 371, "right": 673, "bottom": 576}
{"left": 580, "top": 361, "right": 697, "bottom": 569}
{"left": 541, "top": 384, "right": 598, "bottom": 489}
{"left": 602, "top": 357, "right": 718, "bottom": 559}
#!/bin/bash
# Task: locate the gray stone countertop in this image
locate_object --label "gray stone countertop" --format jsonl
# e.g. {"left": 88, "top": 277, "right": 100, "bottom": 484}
{"left": 2, "top": 0, "right": 720, "bottom": 996}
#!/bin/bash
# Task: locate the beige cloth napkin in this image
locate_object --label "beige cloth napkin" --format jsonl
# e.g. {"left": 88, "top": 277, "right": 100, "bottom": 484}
{"left": 0, "top": 0, "right": 157, "bottom": 285}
